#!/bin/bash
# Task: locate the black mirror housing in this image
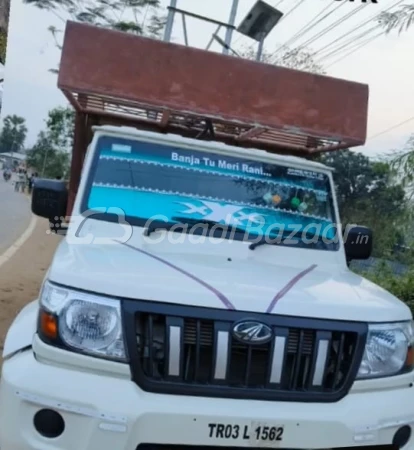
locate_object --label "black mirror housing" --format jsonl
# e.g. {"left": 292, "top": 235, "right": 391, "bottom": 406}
{"left": 31, "top": 179, "right": 68, "bottom": 224}
{"left": 343, "top": 224, "right": 373, "bottom": 261}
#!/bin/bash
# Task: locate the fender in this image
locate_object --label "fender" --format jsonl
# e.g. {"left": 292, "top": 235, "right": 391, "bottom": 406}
{"left": 3, "top": 300, "right": 39, "bottom": 359}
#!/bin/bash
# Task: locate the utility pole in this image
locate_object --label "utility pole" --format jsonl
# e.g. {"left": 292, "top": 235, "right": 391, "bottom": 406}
{"left": 163, "top": 0, "right": 178, "bottom": 42}
{"left": 10, "top": 136, "right": 16, "bottom": 168}
{"left": 223, "top": 0, "right": 239, "bottom": 55}
{"left": 162, "top": 0, "right": 244, "bottom": 57}
{"left": 256, "top": 32, "right": 266, "bottom": 61}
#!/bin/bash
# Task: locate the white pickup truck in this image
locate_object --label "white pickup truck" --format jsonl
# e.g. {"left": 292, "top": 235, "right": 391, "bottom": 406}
{"left": 0, "top": 125, "right": 413, "bottom": 450}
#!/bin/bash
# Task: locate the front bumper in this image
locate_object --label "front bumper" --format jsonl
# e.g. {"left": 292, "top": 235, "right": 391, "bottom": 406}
{"left": 1, "top": 348, "right": 414, "bottom": 450}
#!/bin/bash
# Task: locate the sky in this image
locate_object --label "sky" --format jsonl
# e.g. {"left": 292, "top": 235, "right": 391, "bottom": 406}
{"left": 1, "top": 0, "right": 414, "bottom": 157}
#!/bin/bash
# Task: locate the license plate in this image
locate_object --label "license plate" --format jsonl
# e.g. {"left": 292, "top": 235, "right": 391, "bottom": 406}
{"left": 208, "top": 422, "right": 284, "bottom": 445}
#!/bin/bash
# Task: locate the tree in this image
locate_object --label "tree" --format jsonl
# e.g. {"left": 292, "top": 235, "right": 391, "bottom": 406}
{"left": 239, "top": 45, "right": 325, "bottom": 74}
{"left": 46, "top": 106, "right": 75, "bottom": 153}
{"left": 26, "top": 131, "right": 70, "bottom": 178}
{"left": 24, "top": 0, "right": 166, "bottom": 63}
{"left": 272, "top": 47, "right": 325, "bottom": 74}
{"left": 387, "top": 134, "right": 414, "bottom": 199}
{"left": 368, "top": 134, "right": 414, "bottom": 262}
{"left": 378, "top": 4, "right": 414, "bottom": 34}
{"left": 318, "top": 150, "right": 408, "bottom": 258}
{"left": 25, "top": 105, "right": 74, "bottom": 178}
{"left": 318, "top": 150, "right": 374, "bottom": 213}
{"left": 0, "top": 0, "right": 10, "bottom": 65}
{"left": 0, "top": 114, "right": 28, "bottom": 154}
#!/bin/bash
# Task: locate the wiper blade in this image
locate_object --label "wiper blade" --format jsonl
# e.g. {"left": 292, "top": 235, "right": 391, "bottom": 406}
{"left": 249, "top": 227, "right": 290, "bottom": 250}
{"left": 249, "top": 238, "right": 279, "bottom": 250}
{"left": 144, "top": 222, "right": 172, "bottom": 236}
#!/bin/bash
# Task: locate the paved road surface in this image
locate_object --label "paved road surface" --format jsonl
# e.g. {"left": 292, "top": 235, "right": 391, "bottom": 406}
{"left": 0, "top": 177, "right": 32, "bottom": 254}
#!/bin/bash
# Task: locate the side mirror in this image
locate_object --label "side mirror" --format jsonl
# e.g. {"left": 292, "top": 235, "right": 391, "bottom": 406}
{"left": 343, "top": 224, "right": 373, "bottom": 261}
{"left": 31, "top": 179, "right": 68, "bottom": 230}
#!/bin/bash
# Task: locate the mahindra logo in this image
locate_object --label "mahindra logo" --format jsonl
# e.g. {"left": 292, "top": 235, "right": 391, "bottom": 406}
{"left": 232, "top": 320, "right": 273, "bottom": 345}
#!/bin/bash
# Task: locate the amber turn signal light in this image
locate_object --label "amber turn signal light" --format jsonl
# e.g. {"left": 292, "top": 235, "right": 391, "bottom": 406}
{"left": 39, "top": 310, "right": 58, "bottom": 340}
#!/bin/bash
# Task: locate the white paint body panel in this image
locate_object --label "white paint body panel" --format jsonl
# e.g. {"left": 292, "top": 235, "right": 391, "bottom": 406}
{"left": 47, "top": 231, "right": 410, "bottom": 322}
{"left": 2, "top": 300, "right": 39, "bottom": 359}
{"left": 54, "top": 126, "right": 411, "bottom": 322}
{"left": 1, "top": 342, "right": 414, "bottom": 450}
{"left": 1, "top": 127, "right": 413, "bottom": 449}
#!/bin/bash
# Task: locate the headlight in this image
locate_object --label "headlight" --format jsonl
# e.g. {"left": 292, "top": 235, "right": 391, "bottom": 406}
{"left": 38, "top": 280, "right": 127, "bottom": 362}
{"left": 357, "top": 321, "right": 414, "bottom": 379}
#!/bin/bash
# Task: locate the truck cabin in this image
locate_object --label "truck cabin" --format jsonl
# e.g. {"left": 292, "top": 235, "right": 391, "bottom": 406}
{"left": 31, "top": 21, "right": 371, "bottom": 263}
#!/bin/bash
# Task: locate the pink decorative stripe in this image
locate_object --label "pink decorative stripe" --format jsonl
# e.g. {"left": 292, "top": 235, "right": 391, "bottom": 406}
{"left": 266, "top": 264, "right": 318, "bottom": 313}
{"left": 120, "top": 242, "right": 236, "bottom": 310}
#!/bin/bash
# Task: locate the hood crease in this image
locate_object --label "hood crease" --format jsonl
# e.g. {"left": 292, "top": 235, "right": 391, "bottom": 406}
{"left": 120, "top": 241, "right": 236, "bottom": 310}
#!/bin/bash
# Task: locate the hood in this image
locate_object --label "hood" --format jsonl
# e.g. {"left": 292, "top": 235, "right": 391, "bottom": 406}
{"left": 47, "top": 236, "right": 411, "bottom": 323}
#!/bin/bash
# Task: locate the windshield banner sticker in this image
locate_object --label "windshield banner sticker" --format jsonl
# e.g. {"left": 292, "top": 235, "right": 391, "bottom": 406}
{"left": 287, "top": 168, "right": 325, "bottom": 180}
{"left": 178, "top": 201, "right": 266, "bottom": 226}
{"left": 99, "top": 139, "right": 328, "bottom": 191}
{"left": 88, "top": 136, "right": 338, "bottom": 246}
{"left": 171, "top": 152, "right": 273, "bottom": 177}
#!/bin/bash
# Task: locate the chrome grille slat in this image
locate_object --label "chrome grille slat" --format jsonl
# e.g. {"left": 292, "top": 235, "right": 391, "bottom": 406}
{"left": 124, "top": 301, "right": 367, "bottom": 403}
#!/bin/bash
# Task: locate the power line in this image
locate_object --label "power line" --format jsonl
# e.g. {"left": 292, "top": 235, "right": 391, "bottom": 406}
{"left": 297, "top": 3, "right": 368, "bottom": 50}
{"left": 311, "top": 0, "right": 405, "bottom": 59}
{"left": 312, "top": 0, "right": 405, "bottom": 67}
{"left": 313, "top": 22, "right": 378, "bottom": 59}
{"left": 325, "top": 30, "right": 385, "bottom": 67}
{"left": 369, "top": 116, "right": 414, "bottom": 140}
{"left": 234, "top": 0, "right": 402, "bottom": 68}
{"left": 238, "top": 0, "right": 361, "bottom": 63}
{"left": 267, "top": 3, "right": 369, "bottom": 64}
{"left": 278, "top": 0, "right": 306, "bottom": 24}
{"left": 316, "top": 24, "right": 380, "bottom": 62}
{"left": 268, "top": 2, "right": 360, "bottom": 65}
{"left": 280, "top": 1, "right": 346, "bottom": 51}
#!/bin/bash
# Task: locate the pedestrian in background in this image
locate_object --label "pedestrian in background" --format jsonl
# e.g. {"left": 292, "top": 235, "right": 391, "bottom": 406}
{"left": 18, "top": 169, "right": 26, "bottom": 193}
{"left": 28, "top": 173, "right": 35, "bottom": 194}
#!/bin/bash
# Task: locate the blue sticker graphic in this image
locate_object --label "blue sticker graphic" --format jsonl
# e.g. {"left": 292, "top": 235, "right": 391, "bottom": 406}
{"left": 86, "top": 136, "right": 337, "bottom": 241}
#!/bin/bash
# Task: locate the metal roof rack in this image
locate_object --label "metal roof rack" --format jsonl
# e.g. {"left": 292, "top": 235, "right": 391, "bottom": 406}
{"left": 64, "top": 91, "right": 354, "bottom": 155}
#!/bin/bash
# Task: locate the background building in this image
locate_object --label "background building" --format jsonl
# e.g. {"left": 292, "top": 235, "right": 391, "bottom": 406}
{"left": 0, "top": 151, "right": 26, "bottom": 169}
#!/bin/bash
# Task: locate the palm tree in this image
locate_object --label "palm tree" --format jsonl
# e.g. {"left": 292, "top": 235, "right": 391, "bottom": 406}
{"left": 377, "top": 4, "right": 414, "bottom": 201}
{"left": 23, "top": 0, "right": 166, "bottom": 41}
{"left": 0, "top": 115, "right": 28, "bottom": 154}
{"left": 388, "top": 134, "right": 414, "bottom": 200}
{"left": 378, "top": 3, "right": 414, "bottom": 34}
{"left": 23, "top": 0, "right": 166, "bottom": 74}
{"left": 0, "top": 0, "right": 10, "bottom": 64}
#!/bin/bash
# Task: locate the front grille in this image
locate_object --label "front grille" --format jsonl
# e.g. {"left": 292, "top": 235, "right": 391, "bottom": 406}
{"left": 122, "top": 300, "right": 367, "bottom": 402}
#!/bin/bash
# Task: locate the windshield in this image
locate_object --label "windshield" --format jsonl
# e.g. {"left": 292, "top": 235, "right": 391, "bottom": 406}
{"left": 82, "top": 135, "right": 339, "bottom": 251}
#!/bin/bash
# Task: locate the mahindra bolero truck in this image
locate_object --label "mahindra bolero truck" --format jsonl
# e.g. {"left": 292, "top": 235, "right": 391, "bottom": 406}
{"left": 0, "top": 20, "right": 412, "bottom": 450}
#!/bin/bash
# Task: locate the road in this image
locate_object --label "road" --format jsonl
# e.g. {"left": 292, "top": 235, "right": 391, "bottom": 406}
{"left": 0, "top": 177, "right": 32, "bottom": 254}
